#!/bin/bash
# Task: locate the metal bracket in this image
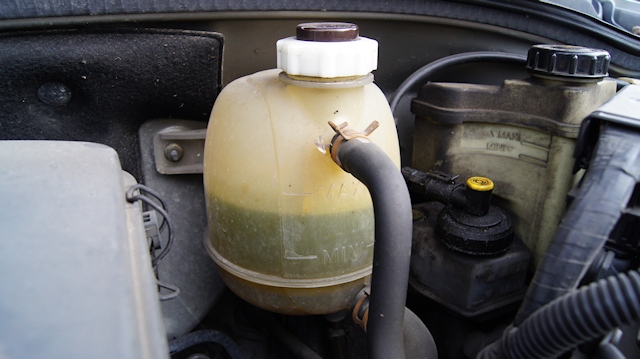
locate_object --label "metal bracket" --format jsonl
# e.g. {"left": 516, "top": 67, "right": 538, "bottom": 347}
{"left": 152, "top": 120, "right": 207, "bottom": 175}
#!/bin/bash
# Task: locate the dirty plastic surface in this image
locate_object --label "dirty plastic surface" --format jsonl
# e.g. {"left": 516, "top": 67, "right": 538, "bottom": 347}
{"left": 412, "top": 77, "right": 616, "bottom": 265}
{"left": 0, "top": 141, "right": 168, "bottom": 358}
{"left": 204, "top": 68, "right": 400, "bottom": 314}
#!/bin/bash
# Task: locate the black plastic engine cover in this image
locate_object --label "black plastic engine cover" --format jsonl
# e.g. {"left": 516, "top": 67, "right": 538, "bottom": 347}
{"left": 0, "top": 28, "right": 223, "bottom": 179}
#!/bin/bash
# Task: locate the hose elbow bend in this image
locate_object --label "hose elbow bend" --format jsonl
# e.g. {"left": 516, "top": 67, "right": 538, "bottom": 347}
{"left": 331, "top": 132, "right": 413, "bottom": 359}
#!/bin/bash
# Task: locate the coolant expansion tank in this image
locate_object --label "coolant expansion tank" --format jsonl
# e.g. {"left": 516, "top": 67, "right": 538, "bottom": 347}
{"left": 203, "top": 23, "right": 400, "bottom": 315}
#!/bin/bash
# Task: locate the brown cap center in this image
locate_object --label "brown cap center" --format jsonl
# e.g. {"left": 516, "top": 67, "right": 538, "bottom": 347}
{"left": 296, "top": 22, "right": 359, "bottom": 42}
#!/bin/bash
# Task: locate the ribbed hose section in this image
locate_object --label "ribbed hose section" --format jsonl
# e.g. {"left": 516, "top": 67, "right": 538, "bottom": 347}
{"left": 514, "top": 123, "right": 640, "bottom": 324}
{"left": 509, "top": 271, "right": 640, "bottom": 359}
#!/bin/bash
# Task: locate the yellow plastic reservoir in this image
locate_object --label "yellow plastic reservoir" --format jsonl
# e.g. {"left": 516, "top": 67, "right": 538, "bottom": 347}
{"left": 203, "top": 23, "right": 400, "bottom": 315}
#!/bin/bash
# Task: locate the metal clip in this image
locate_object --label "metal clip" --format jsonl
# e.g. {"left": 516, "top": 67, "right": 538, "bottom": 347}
{"left": 329, "top": 120, "right": 379, "bottom": 141}
{"left": 351, "top": 286, "right": 371, "bottom": 332}
{"left": 328, "top": 120, "right": 379, "bottom": 167}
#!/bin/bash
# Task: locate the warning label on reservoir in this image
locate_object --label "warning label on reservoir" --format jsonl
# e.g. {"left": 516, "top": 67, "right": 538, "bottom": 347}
{"left": 459, "top": 123, "right": 551, "bottom": 167}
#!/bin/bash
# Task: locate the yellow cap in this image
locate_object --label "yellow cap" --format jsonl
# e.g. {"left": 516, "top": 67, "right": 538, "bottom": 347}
{"left": 467, "top": 176, "right": 494, "bottom": 191}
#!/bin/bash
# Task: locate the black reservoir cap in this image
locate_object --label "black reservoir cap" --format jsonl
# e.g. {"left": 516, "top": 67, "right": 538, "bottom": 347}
{"left": 435, "top": 205, "right": 514, "bottom": 256}
{"left": 527, "top": 44, "right": 610, "bottom": 80}
{"left": 296, "top": 22, "right": 359, "bottom": 42}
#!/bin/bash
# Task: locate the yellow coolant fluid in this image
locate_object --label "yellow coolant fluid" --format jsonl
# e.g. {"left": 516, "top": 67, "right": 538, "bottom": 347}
{"left": 203, "top": 23, "right": 400, "bottom": 314}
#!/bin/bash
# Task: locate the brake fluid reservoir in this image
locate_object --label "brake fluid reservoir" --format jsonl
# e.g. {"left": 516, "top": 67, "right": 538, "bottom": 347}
{"left": 411, "top": 45, "right": 616, "bottom": 266}
{"left": 203, "top": 23, "right": 400, "bottom": 315}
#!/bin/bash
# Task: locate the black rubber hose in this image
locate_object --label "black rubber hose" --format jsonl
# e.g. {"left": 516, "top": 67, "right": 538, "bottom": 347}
{"left": 404, "top": 307, "right": 438, "bottom": 359}
{"left": 594, "top": 344, "right": 626, "bottom": 359}
{"left": 388, "top": 51, "right": 527, "bottom": 121}
{"left": 478, "top": 270, "right": 640, "bottom": 359}
{"left": 168, "top": 329, "right": 246, "bottom": 359}
{"left": 513, "top": 123, "right": 640, "bottom": 325}
{"left": 261, "top": 313, "right": 322, "bottom": 359}
{"left": 336, "top": 139, "right": 413, "bottom": 359}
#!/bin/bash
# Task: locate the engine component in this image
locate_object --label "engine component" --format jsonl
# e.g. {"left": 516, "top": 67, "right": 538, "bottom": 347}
{"left": 411, "top": 45, "right": 617, "bottom": 266}
{"left": 514, "top": 84, "right": 640, "bottom": 323}
{"left": 139, "top": 119, "right": 227, "bottom": 339}
{"left": 126, "top": 183, "right": 181, "bottom": 301}
{"left": 477, "top": 85, "right": 640, "bottom": 359}
{"left": 404, "top": 169, "right": 530, "bottom": 317}
{"left": 329, "top": 121, "right": 413, "bottom": 358}
{"left": 169, "top": 330, "right": 245, "bottom": 359}
{"left": 479, "top": 270, "right": 640, "bottom": 359}
{"left": 526, "top": 44, "right": 610, "bottom": 79}
{"left": 389, "top": 51, "right": 527, "bottom": 118}
{"left": 0, "top": 141, "right": 168, "bottom": 358}
{"left": 436, "top": 203, "right": 513, "bottom": 256}
{"left": 203, "top": 22, "right": 400, "bottom": 315}
{"left": 411, "top": 202, "right": 530, "bottom": 317}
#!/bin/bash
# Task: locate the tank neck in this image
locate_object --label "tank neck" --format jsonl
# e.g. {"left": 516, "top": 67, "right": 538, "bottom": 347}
{"left": 529, "top": 74, "right": 602, "bottom": 87}
{"left": 278, "top": 71, "right": 373, "bottom": 89}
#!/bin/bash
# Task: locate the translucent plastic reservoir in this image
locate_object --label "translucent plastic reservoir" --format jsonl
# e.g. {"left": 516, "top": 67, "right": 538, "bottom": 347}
{"left": 412, "top": 77, "right": 616, "bottom": 266}
{"left": 203, "top": 69, "right": 400, "bottom": 314}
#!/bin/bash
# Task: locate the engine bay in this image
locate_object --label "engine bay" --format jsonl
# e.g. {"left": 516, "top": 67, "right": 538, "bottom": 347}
{"left": 2, "top": 2, "right": 640, "bottom": 358}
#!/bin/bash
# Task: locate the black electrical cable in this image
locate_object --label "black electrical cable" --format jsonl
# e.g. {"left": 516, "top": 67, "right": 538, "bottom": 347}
{"left": 477, "top": 93, "right": 640, "bottom": 357}
{"left": 169, "top": 330, "right": 246, "bottom": 359}
{"left": 126, "top": 184, "right": 174, "bottom": 267}
{"left": 478, "top": 270, "right": 640, "bottom": 359}
{"left": 126, "top": 184, "right": 181, "bottom": 301}
{"left": 127, "top": 183, "right": 168, "bottom": 231}
{"left": 388, "top": 51, "right": 527, "bottom": 121}
{"left": 130, "top": 195, "right": 174, "bottom": 266}
{"left": 514, "top": 122, "right": 640, "bottom": 325}
{"left": 157, "top": 279, "right": 181, "bottom": 301}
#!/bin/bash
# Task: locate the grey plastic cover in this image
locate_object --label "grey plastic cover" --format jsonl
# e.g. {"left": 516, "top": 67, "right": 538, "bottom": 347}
{"left": 0, "top": 141, "right": 168, "bottom": 358}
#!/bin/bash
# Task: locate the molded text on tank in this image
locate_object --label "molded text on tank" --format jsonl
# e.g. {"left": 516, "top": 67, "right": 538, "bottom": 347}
{"left": 322, "top": 242, "right": 371, "bottom": 265}
{"left": 490, "top": 130, "right": 521, "bottom": 141}
{"left": 318, "top": 182, "right": 361, "bottom": 203}
{"left": 486, "top": 142, "right": 514, "bottom": 152}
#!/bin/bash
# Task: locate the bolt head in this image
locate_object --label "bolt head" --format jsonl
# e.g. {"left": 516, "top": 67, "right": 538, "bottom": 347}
{"left": 164, "top": 143, "right": 184, "bottom": 162}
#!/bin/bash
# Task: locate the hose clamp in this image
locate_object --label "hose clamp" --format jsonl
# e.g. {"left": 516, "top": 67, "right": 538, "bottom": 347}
{"left": 328, "top": 120, "right": 379, "bottom": 168}
{"left": 350, "top": 286, "right": 371, "bottom": 332}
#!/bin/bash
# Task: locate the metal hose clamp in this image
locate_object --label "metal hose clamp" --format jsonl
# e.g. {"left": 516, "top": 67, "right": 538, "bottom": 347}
{"left": 328, "top": 120, "right": 379, "bottom": 168}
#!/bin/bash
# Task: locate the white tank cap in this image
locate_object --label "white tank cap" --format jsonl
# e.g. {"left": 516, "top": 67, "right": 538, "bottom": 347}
{"left": 277, "top": 22, "right": 378, "bottom": 78}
